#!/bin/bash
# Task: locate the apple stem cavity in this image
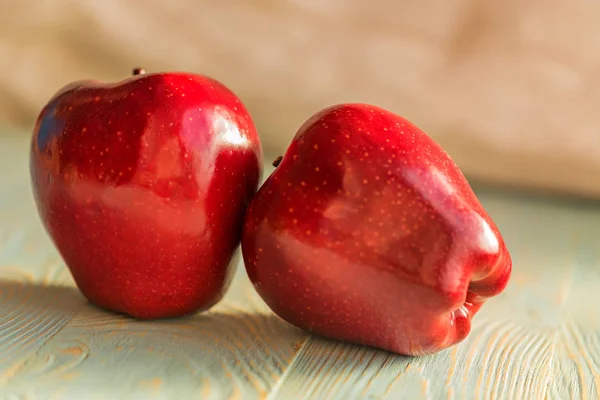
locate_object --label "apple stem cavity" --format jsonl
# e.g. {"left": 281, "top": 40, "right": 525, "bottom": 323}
{"left": 272, "top": 156, "right": 283, "bottom": 168}
{"left": 132, "top": 67, "right": 146, "bottom": 76}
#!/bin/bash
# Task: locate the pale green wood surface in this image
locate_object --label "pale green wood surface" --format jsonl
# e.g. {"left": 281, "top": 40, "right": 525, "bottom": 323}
{"left": 0, "top": 131, "right": 598, "bottom": 399}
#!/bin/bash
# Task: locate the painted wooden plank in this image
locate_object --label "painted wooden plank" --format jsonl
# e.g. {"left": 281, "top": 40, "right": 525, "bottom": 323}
{"left": 545, "top": 213, "right": 600, "bottom": 400}
{"left": 1, "top": 276, "right": 307, "bottom": 399}
{"left": 1, "top": 130, "right": 600, "bottom": 399}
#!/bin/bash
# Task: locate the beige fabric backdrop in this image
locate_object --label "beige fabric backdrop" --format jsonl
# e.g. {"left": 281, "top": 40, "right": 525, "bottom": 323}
{"left": 1, "top": 0, "right": 599, "bottom": 197}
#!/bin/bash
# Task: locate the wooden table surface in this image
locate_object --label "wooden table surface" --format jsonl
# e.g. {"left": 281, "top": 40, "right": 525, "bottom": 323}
{"left": 0, "top": 131, "right": 598, "bottom": 400}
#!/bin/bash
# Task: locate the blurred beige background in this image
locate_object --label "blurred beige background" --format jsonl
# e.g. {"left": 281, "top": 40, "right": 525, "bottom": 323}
{"left": 1, "top": 0, "right": 600, "bottom": 197}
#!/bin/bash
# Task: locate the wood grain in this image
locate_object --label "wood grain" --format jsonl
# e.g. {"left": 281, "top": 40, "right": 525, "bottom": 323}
{"left": 1, "top": 130, "right": 600, "bottom": 399}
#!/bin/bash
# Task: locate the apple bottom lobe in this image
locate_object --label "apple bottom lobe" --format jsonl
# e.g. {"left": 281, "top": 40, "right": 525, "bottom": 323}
{"left": 64, "top": 243, "right": 235, "bottom": 320}
{"left": 80, "top": 252, "right": 239, "bottom": 321}
{"left": 43, "top": 196, "right": 237, "bottom": 320}
{"left": 248, "top": 228, "right": 510, "bottom": 356}
{"left": 264, "top": 281, "right": 480, "bottom": 356}
{"left": 256, "top": 277, "right": 471, "bottom": 357}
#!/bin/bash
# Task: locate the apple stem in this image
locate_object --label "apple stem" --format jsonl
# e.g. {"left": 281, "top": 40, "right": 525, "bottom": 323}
{"left": 132, "top": 67, "right": 146, "bottom": 76}
{"left": 272, "top": 156, "right": 283, "bottom": 167}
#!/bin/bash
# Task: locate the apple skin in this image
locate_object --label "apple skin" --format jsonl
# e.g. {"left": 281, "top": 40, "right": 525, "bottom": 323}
{"left": 30, "top": 71, "right": 262, "bottom": 319}
{"left": 241, "top": 103, "right": 511, "bottom": 356}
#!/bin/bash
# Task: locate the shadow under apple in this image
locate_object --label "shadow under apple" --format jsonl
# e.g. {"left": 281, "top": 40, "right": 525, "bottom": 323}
{"left": 0, "top": 279, "right": 306, "bottom": 399}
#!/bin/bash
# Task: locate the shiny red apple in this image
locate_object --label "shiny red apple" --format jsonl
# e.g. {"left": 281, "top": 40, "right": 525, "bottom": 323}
{"left": 30, "top": 69, "right": 262, "bottom": 319}
{"left": 241, "top": 103, "right": 511, "bottom": 356}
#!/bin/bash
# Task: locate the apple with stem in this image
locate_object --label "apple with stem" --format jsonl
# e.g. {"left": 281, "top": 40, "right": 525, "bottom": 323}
{"left": 30, "top": 68, "right": 262, "bottom": 319}
{"left": 241, "top": 103, "right": 511, "bottom": 356}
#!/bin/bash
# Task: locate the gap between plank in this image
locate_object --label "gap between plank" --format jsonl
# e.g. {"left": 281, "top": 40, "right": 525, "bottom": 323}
{"left": 266, "top": 335, "right": 314, "bottom": 400}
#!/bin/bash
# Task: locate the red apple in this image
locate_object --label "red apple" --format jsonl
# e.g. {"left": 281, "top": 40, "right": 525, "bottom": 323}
{"left": 30, "top": 69, "right": 262, "bottom": 319}
{"left": 241, "top": 103, "right": 511, "bottom": 356}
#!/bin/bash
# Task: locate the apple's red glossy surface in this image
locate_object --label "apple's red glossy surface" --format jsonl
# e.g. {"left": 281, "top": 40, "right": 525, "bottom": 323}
{"left": 30, "top": 72, "right": 262, "bottom": 319}
{"left": 242, "top": 103, "right": 511, "bottom": 356}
